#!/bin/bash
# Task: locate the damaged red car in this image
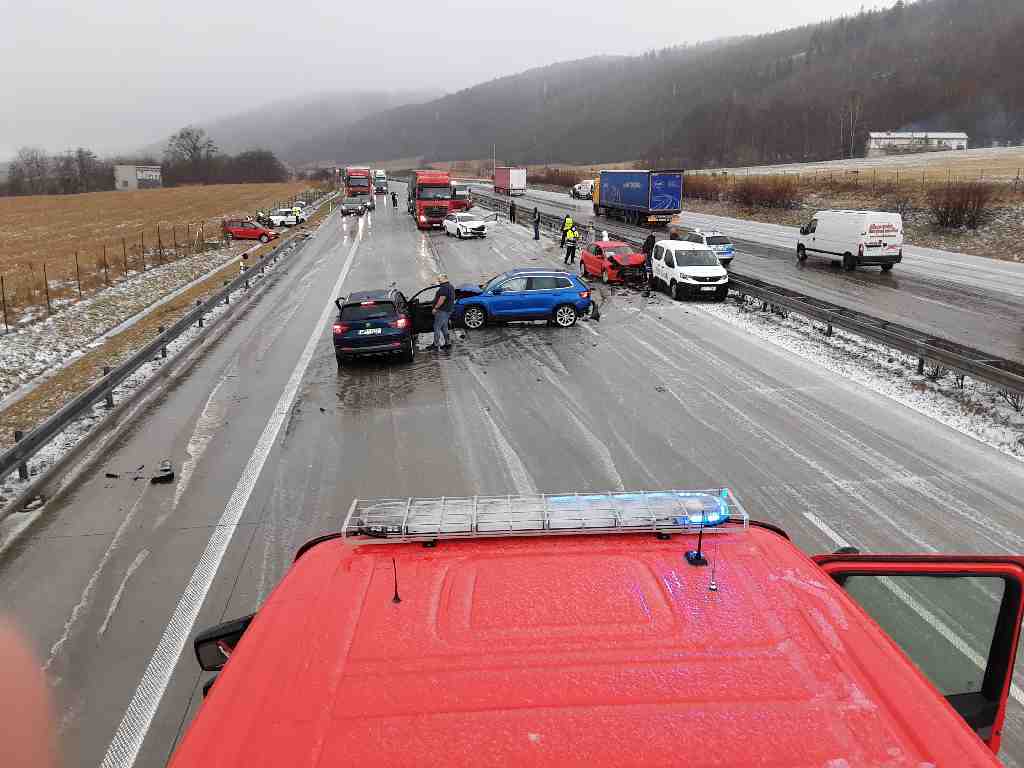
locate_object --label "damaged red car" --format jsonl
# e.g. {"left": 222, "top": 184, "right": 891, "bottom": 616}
{"left": 579, "top": 240, "right": 646, "bottom": 284}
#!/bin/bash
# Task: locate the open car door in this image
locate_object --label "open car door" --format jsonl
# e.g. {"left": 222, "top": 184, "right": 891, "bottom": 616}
{"left": 813, "top": 553, "right": 1024, "bottom": 754}
{"left": 407, "top": 285, "right": 439, "bottom": 334}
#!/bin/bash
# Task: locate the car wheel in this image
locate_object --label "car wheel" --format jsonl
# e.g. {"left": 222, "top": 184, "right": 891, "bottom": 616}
{"left": 553, "top": 304, "right": 578, "bottom": 327}
{"left": 463, "top": 305, "right": 486, "bottom": 329}
{"left": 881, "top": 263, "right": 894, "bottom": 272}
{"left": 796, "top": 244, "right": 807, "bottom": 262}
{"left": 259, "top": 234, "right": 269, "bottom": 243}
{"left": 335, "top": 351, "right": 345, "bottom": 368}
{"left": 842, "top": 252, "right": 856, "bottom": 271}
{"left": 401, "top": 339, "right": 416, "bottom": 363}
{"left": 672, "top": 281, "right": 685, "bottom": 301}
{"left": 457, "top": 228, "right": 463, "bottom": 239}
{"left": 579, "top": 260, "right": 587, "bottom": 277}
{"left": 714, "top": 286, "right": 728, "bottom": 302}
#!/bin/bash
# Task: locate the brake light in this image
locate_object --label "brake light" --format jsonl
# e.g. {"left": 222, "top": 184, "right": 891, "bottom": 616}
{"left": 360, "top": 301, "right": 375, "bottom": 305}
{"left": 332, "top": 323, "right": 349, "bottom": 334}
{"left": 579, "top": 290, "right": 590, "bottom": 299}
{"left": 390, "top": 317, "right": 409, "bottom": 329}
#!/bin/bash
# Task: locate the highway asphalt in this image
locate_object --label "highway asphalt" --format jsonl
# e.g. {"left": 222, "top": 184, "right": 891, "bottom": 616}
{"left": 2, "top": 184, "right": 1024, "bottom": 766}
{"left": 487, "top": 185, "right": 1024, "bottom": 366}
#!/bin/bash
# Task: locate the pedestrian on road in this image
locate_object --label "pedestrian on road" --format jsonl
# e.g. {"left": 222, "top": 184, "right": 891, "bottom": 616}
{"left": 642, "top": 233, "right": 656, "bottom": 295}
{"left": 563, "top": 226, "right": 579, "bottom": 265}
{"left": 560, "top": 215, "right": 574, "bottom": 249}
{"left": 391, "top": 191, "right": 398, "bottom": 209}
{"left": 509, "top": 200, "right": 517, "bottom": 224}
{"left": 427, "top": 274, "right": 455, "bottom": 350}
{"left": 532, "top": 207, "right": 541, "bottom": 240}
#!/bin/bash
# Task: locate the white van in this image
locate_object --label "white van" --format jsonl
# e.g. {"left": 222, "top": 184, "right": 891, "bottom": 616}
{"left": 571, "top": 180, "right": 594, "bottom": 199}
{"left": 651, "top": 240, "right": 729, "bottom": 301}
{"left": 797, "top": 210, "right": 903, "bottom": 271}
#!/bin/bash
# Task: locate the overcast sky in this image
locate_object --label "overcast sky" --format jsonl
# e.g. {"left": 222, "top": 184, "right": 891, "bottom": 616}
{"left": 3, "top": 0, "right": 878, "bottom": 160}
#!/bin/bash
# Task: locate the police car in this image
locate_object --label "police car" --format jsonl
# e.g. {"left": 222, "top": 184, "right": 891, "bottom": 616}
{"left": 669, "top": 224, "right": 735, "bottom": 267}
{"left": 172, "top": 488, "right": 1024, "bottom": 767}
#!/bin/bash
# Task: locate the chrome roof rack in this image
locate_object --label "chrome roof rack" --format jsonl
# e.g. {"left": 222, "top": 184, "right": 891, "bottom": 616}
{"left": 342, "top": 489, "right": 748, "bottom": 546}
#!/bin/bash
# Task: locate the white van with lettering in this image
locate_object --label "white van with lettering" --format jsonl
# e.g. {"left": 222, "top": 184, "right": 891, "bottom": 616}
{"left": 797, "top": 210, "right": 903, "bottom": 271}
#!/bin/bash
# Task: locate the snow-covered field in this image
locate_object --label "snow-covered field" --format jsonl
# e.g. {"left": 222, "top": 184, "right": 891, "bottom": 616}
{"left": 697, "top": 298, "right": 1024, "bottom": 459}
{"left": 0, "top": 243, "right": 249, "bottom": 403}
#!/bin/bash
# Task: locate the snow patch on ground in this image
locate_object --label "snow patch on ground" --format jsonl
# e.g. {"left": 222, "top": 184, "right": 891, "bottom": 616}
{"left": 695, "top": 298, "right": 1024, "bottom": 459}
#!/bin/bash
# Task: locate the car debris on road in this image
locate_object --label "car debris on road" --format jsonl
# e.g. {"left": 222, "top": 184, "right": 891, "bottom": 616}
{"left": 151, "top": 460, "right": 175, "bottom": 484}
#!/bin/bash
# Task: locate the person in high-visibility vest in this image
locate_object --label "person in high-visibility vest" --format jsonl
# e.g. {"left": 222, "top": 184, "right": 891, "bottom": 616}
{"left": 563, "top": 226, "right": 580, "bottom": 264}
{"left": 560, "top": 215, "right": 574, "bottom": 249}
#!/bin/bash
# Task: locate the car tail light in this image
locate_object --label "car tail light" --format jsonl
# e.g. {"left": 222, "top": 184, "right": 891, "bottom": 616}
{"left": 579, "top": 290, "right": 590, "bottom": 299}
{"left": 390, "top": 317, "right": 409, "bottom": 329}
{"left": 332, "top": 323, "right": 349, "bottom": 334}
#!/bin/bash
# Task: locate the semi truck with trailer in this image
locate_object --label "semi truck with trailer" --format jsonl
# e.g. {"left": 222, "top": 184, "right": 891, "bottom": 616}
{"left": 593, "top": 169, "right": 684, "bottom": 226}
{"left": 344, "top": 167, "right": 372, "bottom": 201}
{"left": 494, "top": 166, "right": 527, "bottom": 196}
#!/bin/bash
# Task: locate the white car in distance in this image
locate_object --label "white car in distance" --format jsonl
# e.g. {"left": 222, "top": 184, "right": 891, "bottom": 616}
{"left": 443, "top": 211, "right": 497, "bottom": 239}
{"left": 268, "top": 208, "right": 308, "bottom": 227}
{"left": 651, "top": 240, "right": 729, "bottom": 301}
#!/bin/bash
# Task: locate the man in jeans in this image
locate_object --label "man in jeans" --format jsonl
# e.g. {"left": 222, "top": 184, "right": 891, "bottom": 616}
{"left": 427, "top": 274, "right": 455, "bottom": 350}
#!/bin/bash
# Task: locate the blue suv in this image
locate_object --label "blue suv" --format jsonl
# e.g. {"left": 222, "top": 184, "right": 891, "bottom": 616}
{"left": 443, "top": 269, "right": 592, "bottom": 329}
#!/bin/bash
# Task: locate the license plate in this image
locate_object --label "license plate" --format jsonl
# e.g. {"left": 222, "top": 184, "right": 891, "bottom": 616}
{"left": 358, "top": 328, "right": 382, "bottom": 335}
{"left": 700, "top": 286, "right": 716, "bottom": 292}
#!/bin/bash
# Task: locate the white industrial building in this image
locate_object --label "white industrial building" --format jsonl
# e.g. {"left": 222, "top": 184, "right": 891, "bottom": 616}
{"left": 866, "top": 132, "right": 969, "bottom": 157}
{"left": 114, "top": 164, "right": 163, "bottom": 190}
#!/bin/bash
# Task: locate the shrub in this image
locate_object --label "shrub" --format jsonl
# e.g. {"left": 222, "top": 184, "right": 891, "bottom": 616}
{"left": 530, "top": 167, "right": 591, "bottom": 188}
{"left": 926, "top": 181, "right": 995, "bottom": 229}
{"left": 730, "top": 175, "right": 803, "bottom": 209}
{"left": 683, "top": 174, "right": 726, "bottom": 201}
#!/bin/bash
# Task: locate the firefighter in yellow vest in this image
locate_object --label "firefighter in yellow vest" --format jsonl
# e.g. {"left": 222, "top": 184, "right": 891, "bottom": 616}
{"left": 560, "top": 215, "right": 574, "bottom": 249}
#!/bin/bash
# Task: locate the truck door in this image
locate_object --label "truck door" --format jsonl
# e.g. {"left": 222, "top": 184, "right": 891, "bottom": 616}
{"left": 813, "top": 554, "right": 1024, "bottom": 754}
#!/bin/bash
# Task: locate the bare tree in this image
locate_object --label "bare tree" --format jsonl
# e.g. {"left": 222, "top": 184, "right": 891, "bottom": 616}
{"left": 53, "top": 151, "right": 78, "bottom": 194}
{"left": 165, "top": 126, "right": 218, "bottom": 183}
{"left": 15, "top": 147, "right": 49, "bottom": 194}
{"left": 74, "top": 148, "right": 98, "bottom": 192}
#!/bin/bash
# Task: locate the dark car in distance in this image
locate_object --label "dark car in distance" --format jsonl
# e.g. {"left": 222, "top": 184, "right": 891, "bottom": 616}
{"left": 339, "top": 198, "right": 366, "bottom": 216}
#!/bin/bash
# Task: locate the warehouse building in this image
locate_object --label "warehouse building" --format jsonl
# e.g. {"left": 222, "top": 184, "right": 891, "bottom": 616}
{"left": 866, "top": 132, "right": 969, "bottom": 157}
{"left": 114, "top": 164, "right": 163, "bottom": 190}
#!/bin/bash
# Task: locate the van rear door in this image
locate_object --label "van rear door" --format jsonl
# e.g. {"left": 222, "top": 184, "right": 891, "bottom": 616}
{"left": 813, "top": 553, "right": 1024, "bottom": 754}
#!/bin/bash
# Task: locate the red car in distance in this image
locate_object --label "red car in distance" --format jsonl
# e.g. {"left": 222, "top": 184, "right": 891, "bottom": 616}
{"left": 579, "top": 240, "right": 646, "bottom": 284}
{"left": 222, "top": 218, "right": 277, "bottom": 243}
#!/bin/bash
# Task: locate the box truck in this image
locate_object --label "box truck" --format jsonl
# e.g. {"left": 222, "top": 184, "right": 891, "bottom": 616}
{"left": 494, "top": 166, "right": 527, "bottom": 196}
{"left": 593, "top": 170, "right": 684, "bottom": 226}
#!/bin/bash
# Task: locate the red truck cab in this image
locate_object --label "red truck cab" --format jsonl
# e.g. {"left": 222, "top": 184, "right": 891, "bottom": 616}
{"left": 344, "top": 166, "right": 372, "bottom": 201}
{"left": 449, "top": 181, "right": 472, "bottom": 213}
{"left": 408, "top": 169, "right": 452, "bottom": 228}
{"left": 172, "top": 490, "right": 1024, "bottom": 767}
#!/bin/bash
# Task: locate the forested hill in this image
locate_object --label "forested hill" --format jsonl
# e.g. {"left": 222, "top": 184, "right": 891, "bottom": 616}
{"left": 330, "top": 0, "right": 1024, "bottom": 169}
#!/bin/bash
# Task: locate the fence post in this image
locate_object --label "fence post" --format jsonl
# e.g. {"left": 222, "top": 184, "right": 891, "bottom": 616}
{"left": 122, "top": 238, "right": 128, "bottom": 274}
{"left": 158, "top": 227, "right": 164, "bottom": 264}
{"left": 102, "top": 248, "right": 110, "bottom": 286}
{"left": 172, "top": 225, "right": 178, "bottom": 255}
{"left": 140, "top": 231, "right": 146, "bottom": 270}
{"left": 159, "top": 326, "right": 167, "bottom": 358}
{"left": 103, "top": 366, "right": 114, "bottom": 408}
{"left": 42, "top": 263, "right": 52, "bottom": 315}
{"left": 196, "top": 299, "right": 204, "bottom": 327}
{"left": 74, "top": 251, "right": 83, "bottom": 298}
{"left": 223, "top": 279, "right": 230, "bottom": 305}
{"left": 1, "top": 274, "right": 8, "bottom": 333}
{"left": 14, "top": 430, "right": 29, "bottom": 480}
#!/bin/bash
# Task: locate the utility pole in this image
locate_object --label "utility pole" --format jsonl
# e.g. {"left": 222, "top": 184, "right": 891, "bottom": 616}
{"left": 493, "top": 144, "right": 496, "bottom": 180}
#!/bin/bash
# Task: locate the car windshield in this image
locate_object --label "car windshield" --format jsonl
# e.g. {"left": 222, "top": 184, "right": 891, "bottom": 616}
{"left": 348, "top": 178, "right": 369, "bottom": 186}
{"left": 707, "top": 236, "right": 731, "bottom": 246}
{"left": 482, "top": 274, "right": 508, "bottom": 291}
{"left": 452, "top": 187, "right": 471, "bottom": 199}
{"left": 602, "top": 246, "right": 636, "bottom": 257}
{"left": 341, "top": 301, "right": 395, "bottom": 321}
{"left": 418, "top": 185, "right": 451, "bottom": 200}
{"left": 675, "top": 248, "right": 720, "bottom": 267}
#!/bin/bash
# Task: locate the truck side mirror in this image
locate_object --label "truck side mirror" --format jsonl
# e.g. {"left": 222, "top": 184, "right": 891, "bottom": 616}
{"left": 799, "top": 226, "right": 808, "bottom": 236}
{"left": 194, "top": 614, "right": 255, "bottom": 671}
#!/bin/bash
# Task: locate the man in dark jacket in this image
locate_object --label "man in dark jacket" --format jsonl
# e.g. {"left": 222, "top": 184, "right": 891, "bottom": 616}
{"left": 532, "top": 207, "right": 541, "bottom": 240}
{"left": 509, "top": 200, "right": 517, "bottom": 224}
{"left": 642, "top": 233, "right": 657, "bottom": 296}
{"left": 426, "top": 274, "right": 456, "bottom": 350}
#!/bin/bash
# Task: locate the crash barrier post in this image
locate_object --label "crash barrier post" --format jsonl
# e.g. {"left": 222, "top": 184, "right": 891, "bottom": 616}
{"left": 470, "top": 188, "right": 1024, "bottom": 398}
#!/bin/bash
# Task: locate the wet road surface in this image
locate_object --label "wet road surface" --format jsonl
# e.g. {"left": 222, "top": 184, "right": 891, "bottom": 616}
{"left": 3, "top": 184, "right": 1024, "bottom": 766}
{"left": 485, "top": 185, "right": 1024, "bottom": 365}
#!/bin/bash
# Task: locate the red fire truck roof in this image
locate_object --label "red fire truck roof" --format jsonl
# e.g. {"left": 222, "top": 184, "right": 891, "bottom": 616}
{"left": 169, "top": 525, "right": 1001, "bottom": 767}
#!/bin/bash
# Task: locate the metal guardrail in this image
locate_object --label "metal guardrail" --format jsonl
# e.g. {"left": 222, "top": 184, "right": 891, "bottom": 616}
{"left": 471, "top": 189, "right": 1024, "bottom": 397}
{"left": 0, "top": 191, "right": 337, "bottom": 485}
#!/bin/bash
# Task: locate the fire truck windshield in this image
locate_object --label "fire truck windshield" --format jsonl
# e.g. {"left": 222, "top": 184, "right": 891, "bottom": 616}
{"left": 418, "top": 185, "right": 451, "bottom": 200}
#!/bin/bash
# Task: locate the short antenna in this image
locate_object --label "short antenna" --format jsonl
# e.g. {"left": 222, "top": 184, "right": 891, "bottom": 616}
{"left": 391, "top": 558, "right": 402, "bottom": 604}
{"left": 685, "top": 503, "right": 709, "bottom": 567}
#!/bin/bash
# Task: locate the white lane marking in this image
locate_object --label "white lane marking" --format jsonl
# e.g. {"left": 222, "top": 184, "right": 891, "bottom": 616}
{"left": 802, "top": 511, "right": 1024, "bottom": 706}
{"left": 98, "top": 549, "right": 150, "bottom": 638}
{"left": 99, "top": 219, "right": 361, "bottom": 768}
